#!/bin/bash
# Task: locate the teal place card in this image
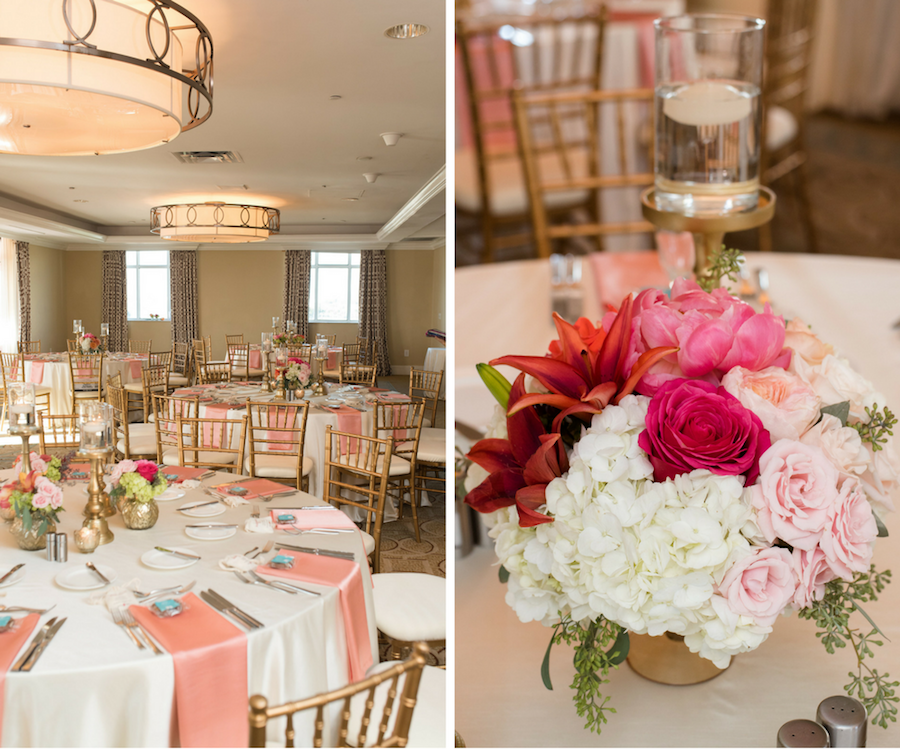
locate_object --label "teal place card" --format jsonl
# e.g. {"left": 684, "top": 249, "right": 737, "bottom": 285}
{"left": 153, "top": 599, "right": 181, "bottom": 613}
{"left": 277, "top": 514, "right": 295, "bottom": 522}
{"left": 0, "top": 615, "right": 11, "bottom": 628}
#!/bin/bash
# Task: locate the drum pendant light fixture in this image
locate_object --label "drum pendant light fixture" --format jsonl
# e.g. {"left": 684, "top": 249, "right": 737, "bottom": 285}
{"left": 150, "top": 202, "right": 281, "bottom": 243}
{"left": 0, "top": 0, "right": 214, "bottom": 156}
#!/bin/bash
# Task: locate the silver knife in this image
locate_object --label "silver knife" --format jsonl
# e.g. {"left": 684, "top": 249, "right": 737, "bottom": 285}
{"left": 202, "top": 590, "right": 263, "bottom": 629}
{"left": 185, "top": 523, "right": 238, "bottom": 529}
{"left": 86, "top": 562, "right": 111, "bottom": 585}
{"left": 276, "top": 543, "right": 355, "bottom": 561}
{"left": 154, "top": 547, "right": 201, "bottom": 561}
{"left": 12, "top": 617, "right": 57, "bottom": 671}
{"left": 20, "top": 618, "right": 67, "bottom": 672}
{"left": 200, "top": 591, "right": 258, "bottom": 630}
{"left": 0, "top": 563, "right": 24, "bottom": 586}
{"left": 177, "top": 500, "right": 222, "bottom": 512}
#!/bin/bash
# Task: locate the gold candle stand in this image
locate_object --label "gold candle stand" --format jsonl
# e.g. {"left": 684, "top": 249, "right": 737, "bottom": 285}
{"left": 641, "top": 186, "right": 776, "bottom": 277}
{"left": 311, "top": 356, "right": 328, "bottom": 396}
{"left": 260, "top": 355, "right": 272, "bottom": 393}
{"left": 274, "top": 371, "right": 287, "bottom": 400}
{"left": 79, "top": 449, "right": 114, "bottom": 546}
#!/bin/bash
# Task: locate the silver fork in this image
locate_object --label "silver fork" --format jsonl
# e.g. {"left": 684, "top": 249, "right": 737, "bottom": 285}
{"left": 249, "top": 541, "right": 274, "bottom": 560}
{"left": 121, "top": 608, "right": 163, "bottom": 655}
{"left": 0, "top": 604, "right": 55, "bottom": 614}
{"left": 233, "top": 570, "right": 298, "bottom": 595}
{"left": 112, "top": 608, "right": 144, "bottom": 650}
{"left": 245, "top": 569, "right": 320, "bottom": 597}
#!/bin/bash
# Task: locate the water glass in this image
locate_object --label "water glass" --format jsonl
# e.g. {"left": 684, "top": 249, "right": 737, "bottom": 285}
{"left": 654, "top": 14, "right": 765, "bottom": 216}
{"left": 550, "top": 254, "right": 583, "bottom": 323}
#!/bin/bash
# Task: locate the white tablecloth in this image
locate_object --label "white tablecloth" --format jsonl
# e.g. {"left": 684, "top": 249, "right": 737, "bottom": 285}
{"left": 0, "top": 471, "right": 377, "bottom": 747}
{"left": 455, "top": 251, "right": 900, "bottom": 747}
{"left": 423, "top": 348, "right": 447, "bottom": 398}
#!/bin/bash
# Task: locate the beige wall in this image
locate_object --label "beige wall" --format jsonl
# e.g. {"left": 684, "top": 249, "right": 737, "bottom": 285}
{"left": 28, "top": 244, "right": 66, "bottom": 352}
{"left": 63, "top": 250, "right": 102, "bottom": 344}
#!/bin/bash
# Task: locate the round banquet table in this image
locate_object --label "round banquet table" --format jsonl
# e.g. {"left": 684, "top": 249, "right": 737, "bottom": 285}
{"left": 0, "top": 470, "right": 377, "bottom": 747}
{"left": 454, "top": 251, "right": 900, "bottom": 747}
{"left": 21, "top": 352, "right": 147, "bottom": 415}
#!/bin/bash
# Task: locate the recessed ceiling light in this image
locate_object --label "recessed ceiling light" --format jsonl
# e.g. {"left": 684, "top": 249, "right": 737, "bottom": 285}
{"left": 384, "top": 23, "right": 429, "bottom": 39}
{"left": 344, "top": 197, "right": 359, "bottom": 202}
{"left": 357, "top": 156, "right": 373, "bottom": 161}
{"left": 73, "top": 199, "right": 88, "bottom": 203}
{"left": 330, "top": 95, "right": 342, "bottom": 100}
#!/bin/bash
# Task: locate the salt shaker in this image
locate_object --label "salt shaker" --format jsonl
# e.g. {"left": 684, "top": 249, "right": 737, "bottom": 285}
{"left": 817, "top": 696, "right": 866, "bottom": 747}
{"left": 45, "top": 532, "right": 57, "bottom": 562}
{"left": 777, "top": 719, "right": 830, "bottom": 748}
{"left": 55, "top": 532, "right": 68, "bottom": 563}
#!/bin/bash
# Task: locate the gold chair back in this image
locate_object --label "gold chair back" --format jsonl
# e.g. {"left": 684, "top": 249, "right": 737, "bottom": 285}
{"left": 512, "top": 85, "right": 655, "bottom": 258}
{"left": 173, "top": 341, "right": 193, "bottom": 379}
{"left": 339, "top": 362, "right": 377, "bottom": 387}
{"left": 342, "top": 342, "right": 362, "bottom": 365}
{"left": 245, "top": 400, "right": 311, "bottom": 490}
{"left": 107, "top": 384, "right": 154, "bottom": 459}
{"left": 66, "top": 339, "right": 80, "bottom": 353}
{"left": 67, "top": 352, "right": 105, "bottom": 412}
{"left": 175, "top": 413, "right": 248, "bottom": 473}
{"left": 199, "top": 361, "right": 232, "bottom": 384}
{"left": 227, "top": 343, "right": 251, "bottom": 379}
{"left": 152, "top": 393, "right": 200, "bottom": 464}
{"left": 225, "top": 334, "right": 244, "bottom": 346}
{"left": 149, "top": 351, "right": 173, "bottom": 370}
{"left": 37, "top": 413, "right": 80, "bottom": 453}
{"left": 248, "top": 642, "right": 429, "bottom": 748}
{"left": 17, "top": 340, "right": 40, "bottom": 354}
{"left": 410, "top": 368, "right": 443, "bottom": 427}
{"left": 141, "top": 364, "right": 171, "bottom": 418}
{"left": 128, "top": 339, "right": 152, "bottom": 354}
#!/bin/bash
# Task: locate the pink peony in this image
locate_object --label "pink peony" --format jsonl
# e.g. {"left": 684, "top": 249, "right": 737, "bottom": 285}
{"left": 605, "top": 278, "right": 791, "bottom": 395}
{"left": 721, "top": 366, "right": 820, "bottom": 442}
{"left": 718, "top": 546, "right": 796, "bottom": 627}
{"left": 791, "top": 547, "right": 839, "bottom": 609}
{"left": 819, "top": 478, "right": 877, "bottom": 580}
{"left": 638, "top": 378, "right": 771, "bottom": 483}
{"left": 750, "top": 440, "right": 840, "bottom": 551}
{"left": 134, "top": 460, "right": 158, "bottom": 483}
{"left": 33, "top": 476, "right": 63, "bottom": 510}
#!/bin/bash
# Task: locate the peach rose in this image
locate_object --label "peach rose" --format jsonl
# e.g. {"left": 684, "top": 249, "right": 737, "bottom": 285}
{"left": 784, "top": 318, "right": 833, "bottom": 367}
{"left": 718, "top": 546, "right": 796, "bottom": 627}
{"left": 722, "top": 366, "right": 820, "bottom": 442}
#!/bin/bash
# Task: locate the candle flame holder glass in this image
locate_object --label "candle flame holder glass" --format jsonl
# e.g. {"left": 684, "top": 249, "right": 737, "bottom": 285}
{"left": 654, "top": 14, "right": 765, "bottom": 217}
{"left": 7, "top": 382, "right": 37, "bottom": 434}
{"left": 78, "top": 401, "right": 113, "bottom": 454}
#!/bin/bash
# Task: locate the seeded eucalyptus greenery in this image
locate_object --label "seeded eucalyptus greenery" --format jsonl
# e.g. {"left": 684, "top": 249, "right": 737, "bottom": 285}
{"left": 697, "top": 245, "right": 743, "bottom": 293}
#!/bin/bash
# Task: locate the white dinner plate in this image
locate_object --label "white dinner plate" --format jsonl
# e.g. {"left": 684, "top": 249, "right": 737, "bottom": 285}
{"left": 156, "top": 487, "right": 186, "bottom": 502}
{"left": 177, "top": 501, "right": 225, "bottom": 518}
{"left": 141, "top": 546, "right": 201, "bottom": 570}
{"left": 55, "top": 563, "right": 118, "bottom": 591}
{"left": 184, "top": 523, "right": 237, "bottom": 541}
{"left": 0, "top": 565, "right": 26, "bottom": 588}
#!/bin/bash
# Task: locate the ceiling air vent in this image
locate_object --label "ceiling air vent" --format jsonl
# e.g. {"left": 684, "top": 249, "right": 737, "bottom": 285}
{"left": 171, "top": 151, "right": 243, "bottom": 164}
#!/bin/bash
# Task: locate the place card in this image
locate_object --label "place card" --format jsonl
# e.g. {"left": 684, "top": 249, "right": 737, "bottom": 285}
{"left": 0, "top": 616, "right": 12, "bottom": 632}
{"left": 268, "top": 555, "right": 294, "bottom": 570}
{"left": 152, "top": 599, "right": 184, "bottom": 618}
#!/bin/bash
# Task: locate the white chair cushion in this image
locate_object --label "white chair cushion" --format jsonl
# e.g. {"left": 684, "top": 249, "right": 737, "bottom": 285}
{"left": 123, "top": 383, "right": 144, "bottom": 392}
{"left": 420, "top": 427, "right": 445, "bottom": 441}
{"left": 416, "top": 437, "right": 445, "bottom": 464}
{"left": 117, "top": 429, "right": 157, "bottom": 456}
{"left": 766, "top": 105, "right": 798, "bottom": 152}
{"left": 348, "top": 661, "right": 445, "bottom": 748}
{"left": 33, "top": 385, "right": 52, "bottom": 396}
{"left": 161, "top": 448, "right": 236, "bottom": 465}
{"left": 371, "top": 573, "right": 446, "bottom": 642}
{"left": 168, "top": 375, "right": 190, "bottom": 387}
{"left": 243, "top": 453, "right": 313, "bottom": 478}
{"left": 322, "top": 368, "right": 340, "bottom": 379}
{"left": 334, "top": 453, "right": 411, "bottom": 477}
{"left": 74, "top": 390, "right": 100, "bottom": 399}
{"left": 455, "top": 145, "right": 590, "bottom": 216}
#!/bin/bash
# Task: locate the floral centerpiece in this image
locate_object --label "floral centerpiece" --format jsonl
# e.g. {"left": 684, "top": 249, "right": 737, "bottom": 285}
{"left": 278, "top": 357, "right": 312, "bottom": 391}
{"left": 79, "top": 332, "right": 101, "bottom": 354}
{"left": 108, "top": 459, "right": 168, "bottom": 529}
{"left": 464, "top": 251, "right": 898, "bottom": 732}
{"left": 274, "top": 332, "right": 306, "bottom": 348}
{"left": 1, "top": 452, "right": 64, "bottom": 550}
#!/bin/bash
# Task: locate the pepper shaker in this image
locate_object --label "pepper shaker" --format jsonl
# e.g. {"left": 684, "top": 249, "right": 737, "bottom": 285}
{"left": 817, "top": 696, "right": 866, "bottom": 747}
{"left": 45, "top": 532, "right": 57, "bottom": 561}
{"left": 56, "top": 532, "right": 68, "bottom": 563}
{"left": 777, "top": 719, "right": 830, "bottom": 748}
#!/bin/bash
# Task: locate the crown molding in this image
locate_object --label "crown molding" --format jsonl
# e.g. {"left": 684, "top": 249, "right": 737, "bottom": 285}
{"left": 376, "top": 166, "right": 446, "bottom": 243}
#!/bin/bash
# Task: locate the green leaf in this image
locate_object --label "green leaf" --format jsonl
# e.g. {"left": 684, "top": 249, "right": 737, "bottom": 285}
{"left": 37, "top": 518, "right": 47, "bottom": 537}
{"left": 541, "top": 630, "right": 556, "bottom": 691}
{"left": 606, "top": 630, "right": 630, "bottom": 666}
{"left": 477, "top": 363, "right": 512, "bottom": 410}
{"left": 22, "top": 505, "right": 31, "bottom": 532}
{"left": 848, "top": 595, "right": 891, "bottom": 643}
{"left": 875, "top": 514, "right": 889, "bottom": 538}
{"left": 821, "top": 401, "right": 851, "bottom": 427}
{"left": 498, "top": 565, "right": 510, "bottom": 584}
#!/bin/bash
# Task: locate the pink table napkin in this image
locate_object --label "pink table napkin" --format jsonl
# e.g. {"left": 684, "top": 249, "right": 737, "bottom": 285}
{"left": 201, "top": 403, "right": 232, "bottom": 448}
{"left": 269, "top": 507, "right": 358, "bottom": 531}
{"left": 0, "top": 614, "right": 40, "bottom": 740}
{"left": 264, "top": 404, "right": 298, "bottom": 451}
{"left": 249, "top": 350, "right": 262, "bottom": 369}
{"left": 258, "top": 550, "right": 372, "bottom": 681}
{"left": 326, "top": 347, "right": 340, "bottom": 370}
{"left": 127, "top": 359, "right": 143, "bottom": 379}
{"left": 323, "top": 406, "right": 361, "bottom": 454}
{"left": 27, "top": 361, "right": 44, "bottom": 384}
{"left": 588, "top": 251, "right": 670, "bottom": 311}
{"left": 129, "top": 593, "right": 247, "bottom": 748}
{"left": 378, "top": 393, "right": 409, "bottom": 401}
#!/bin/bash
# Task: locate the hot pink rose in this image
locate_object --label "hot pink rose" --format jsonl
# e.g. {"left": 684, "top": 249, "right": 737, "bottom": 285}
{"left": 134, "top": 460, "right": 158, "bottom": 483}
{"left": 819, "top": 478, "right": 877, "bottom": 580}
{"left": 718, "top": 546, "right": 796, "bottom": 627}
{"left": 34, "top": 476, "right": 63, "bottom": 510}
{"left": 791, "top": 547, "right": 839, "bottom": 609}
{"left": 750, "top": 440, "right": 840, "bottom": 551}
{"left": 638, "top": 378, "right": 771, "bottom": 483}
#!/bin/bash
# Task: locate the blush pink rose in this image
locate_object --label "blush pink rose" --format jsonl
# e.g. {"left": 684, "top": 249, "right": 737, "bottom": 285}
{"left": 819, "top": 478, "right": 877, "bottom": 580}
{"left": 721, "top": 366, "right": 820, "bottom": 442}
{"left": 109, "top": 459, "right": 136, "bottom": 486}
{"left": 34, "top": 476, "right": 63, "bottom": 510}
{"left": 791, "top": 547, "right": 839, "bottom": 609}
{"left": 14, "top": 452, "right": 47, "bottom": 476}
{"left": 718, "top": 546, "right": 796, "bottom": 627}
{"left": 750, "top": 440, "right": 840, "bottom": 551}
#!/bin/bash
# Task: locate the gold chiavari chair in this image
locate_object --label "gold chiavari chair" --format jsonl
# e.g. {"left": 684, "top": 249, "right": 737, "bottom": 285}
{"left": 342, "top": 342, "right": 362, "bottom": 366}
{"left": 141, "top": 364, "right": 170, "bottom": 422}
{"left": 199, "top": 361, "right": 232, "bottom": 384}
{"left": 410, "top": 368, "right": 443, "bottom": 428}
{"left": 17, "top": 340, "right": 40, "bottom": 354}
{"left": 227, "top": 343, "right": 265, "bottom": 382}
{"left": 339, "top": 362, "right": 377, "bottom": 387}
{"left": 1, "top": 352, "right": 51, "bottom": 429}
{"left": 174, "top": 412, "right": 248, "bottom": 473}
{"left": 152, "top": 393, "right": 200, "bottom": 465}
{"left": 67, "top": 352, "right": 104, "bottom": 413}
{"left": 325, "top": 426, "right": 393, "bottom": 573}
{"left": 170, "top": 342, "right": 192, "bottom": 388}
{"left": 244, "top": 400, "right": 313, "bottom": 492}
{"left": 409, "top": 369, "right": 446, "bottom": 507}
{"left": 457, "top": 7, "right": 607, "bottom": 261}
{"left": 512, "top": 86, "right": 656, "bottom": 258}
{"left": 128, "top": 339, "right": 152, "bottom": 354}
{"left": 106, "top": 383, "right": 156, "bottom": 460}
{"left": 149, "top": 350, "right": 172, "bottom": 370}
{"left": 373, "top": 399, "right": 425, "bottom": 542}
{"left": 225, "top": 334, "right": 244, "bottom": 346}
{"left": 324, "top": 334, "right": 336, "bottom": 346}
{"left": 37, "top": 413, "right": 80, "bottom": 453}
{"left": 249, "top": 643, "right": 436, "bottom": 749}
{"left": 66, "top": 339, "right": 80, "bottom": 353}
{"left": 107, "top": 372, "right": 123, "bottom": 390}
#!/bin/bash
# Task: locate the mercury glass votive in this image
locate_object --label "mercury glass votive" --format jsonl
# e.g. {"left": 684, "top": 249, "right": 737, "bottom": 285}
{"left": 7, "top": 382, "right": 36, "bottom": 432}
{"left": 78, "top": 401, "right": 113, "bottom": 454}
{"left": 73, "top": 526, "right": 100, "bottom": 554}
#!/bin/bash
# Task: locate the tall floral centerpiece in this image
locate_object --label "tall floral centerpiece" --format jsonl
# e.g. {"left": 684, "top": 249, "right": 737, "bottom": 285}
{"left": 1, "top": 452, "right": 64, "bottom": 550}
{"left": 108, "top": 460, "right": 168, "bottom": 529}
{"left": 464, "top": 252, "right": 898, "bottom": 732}
{"left": 79, "top": 332, "right": 101, "bottom": 354}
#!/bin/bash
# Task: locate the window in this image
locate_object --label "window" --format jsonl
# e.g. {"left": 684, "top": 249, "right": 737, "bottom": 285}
{"left": 308, "top": 252, "right": 360, "bottom": 323}
{"left": 126, "top": 250, "right": 170, "bottom": 321}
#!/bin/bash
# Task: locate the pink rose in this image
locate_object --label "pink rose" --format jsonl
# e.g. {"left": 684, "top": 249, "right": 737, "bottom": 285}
{"left": 638, "top": 378, "right": 771, "bottom": 483}
{"left": 819, "top": 478, "right": 877, "bottom": 580}
{"left": 109, "top": 459, "right": 136, "bottom": 486}
{"left": 14, "top": 452, "right": 47, "bottom": 476}
{"left": 750, "top": 440, "right": 840, "bottom": 551}
{"left": 791, "top": 547, "right": 839, "bottom": 609}
{"left": 719, "top": 547, "right": 796, "bottom": 627}
{"left": 34, "top": 476, "right": 63, "bottom": 510}
{"left": 721, "top": 366, "right": 820, "bottom": 442}
{"left": 800, "top": 414, "right": 868, "bottom": 479}
{"left": 134, "top": 460, "right": 158, "bottom": 483}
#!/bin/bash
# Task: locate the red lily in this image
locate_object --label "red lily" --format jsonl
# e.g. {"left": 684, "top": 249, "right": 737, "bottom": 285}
{"left": 491, "top": 298, "right": 678, "bottom": 432}
{"left": 465, "top": 374, "right": 568, "bottom": 527}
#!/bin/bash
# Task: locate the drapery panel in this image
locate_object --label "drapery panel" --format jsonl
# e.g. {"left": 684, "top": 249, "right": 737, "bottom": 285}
{"left": 14, "top": 241, "right": 29, "bottom": 342}
{"left": 101, "top": 250, "right": 128, "bottom": 353}
{"left": 282, "top": 250, "right": 311, "bottom": 339}
{"left": 170, "top": 250, "right": 199, "bottom": 345}
{"left": 0, "top": 239, "right": 18, "bottom": 353}
{"left": 359, "top": 249, "right": 391, "bottom": 376}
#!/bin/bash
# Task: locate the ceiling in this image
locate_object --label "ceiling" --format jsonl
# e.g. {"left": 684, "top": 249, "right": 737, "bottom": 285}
{"left": 0, "top": 0, "right": 446, "bottom": 251}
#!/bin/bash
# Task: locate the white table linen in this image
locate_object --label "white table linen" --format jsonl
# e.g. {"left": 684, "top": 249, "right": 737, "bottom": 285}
{"left": 23, "top": 354, "right": 145, "bottom": 415}
{"left": 0, "top": 471, "right": 376, "bottom": 747}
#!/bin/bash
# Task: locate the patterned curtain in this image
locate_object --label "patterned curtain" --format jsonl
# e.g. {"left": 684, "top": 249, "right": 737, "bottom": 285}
{"left": 170, "top": 250, "right": 199, "bottom": 345}
{"left": 282, "top": 250, "right": 311, "bottom": 339}
{"left": 14, "top": 241, "right": 30, "bottom": 342}
{"left": 101, "top": 250, "right": 128, "bottom": 353}
{"left": 359, "top": 249, "right": 391, "bottom": 376}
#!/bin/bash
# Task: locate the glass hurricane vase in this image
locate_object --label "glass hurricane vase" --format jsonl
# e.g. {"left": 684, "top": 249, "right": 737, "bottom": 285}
{"left": 9, "top": 516, "right": 56, "bottom": 551}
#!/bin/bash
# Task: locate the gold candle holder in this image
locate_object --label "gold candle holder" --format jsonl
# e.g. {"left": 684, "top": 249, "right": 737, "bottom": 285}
{"left": 311, "top": 356, "right": 327, "bottom": 396}
{"left": 79, "top": 449, "right": 114, "bottom": 546}
{"left": 260, "top": 356, "right": 272, "bottom": 393}
{"left": 274, "top": 372, "right": 287, "bottom": 400}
